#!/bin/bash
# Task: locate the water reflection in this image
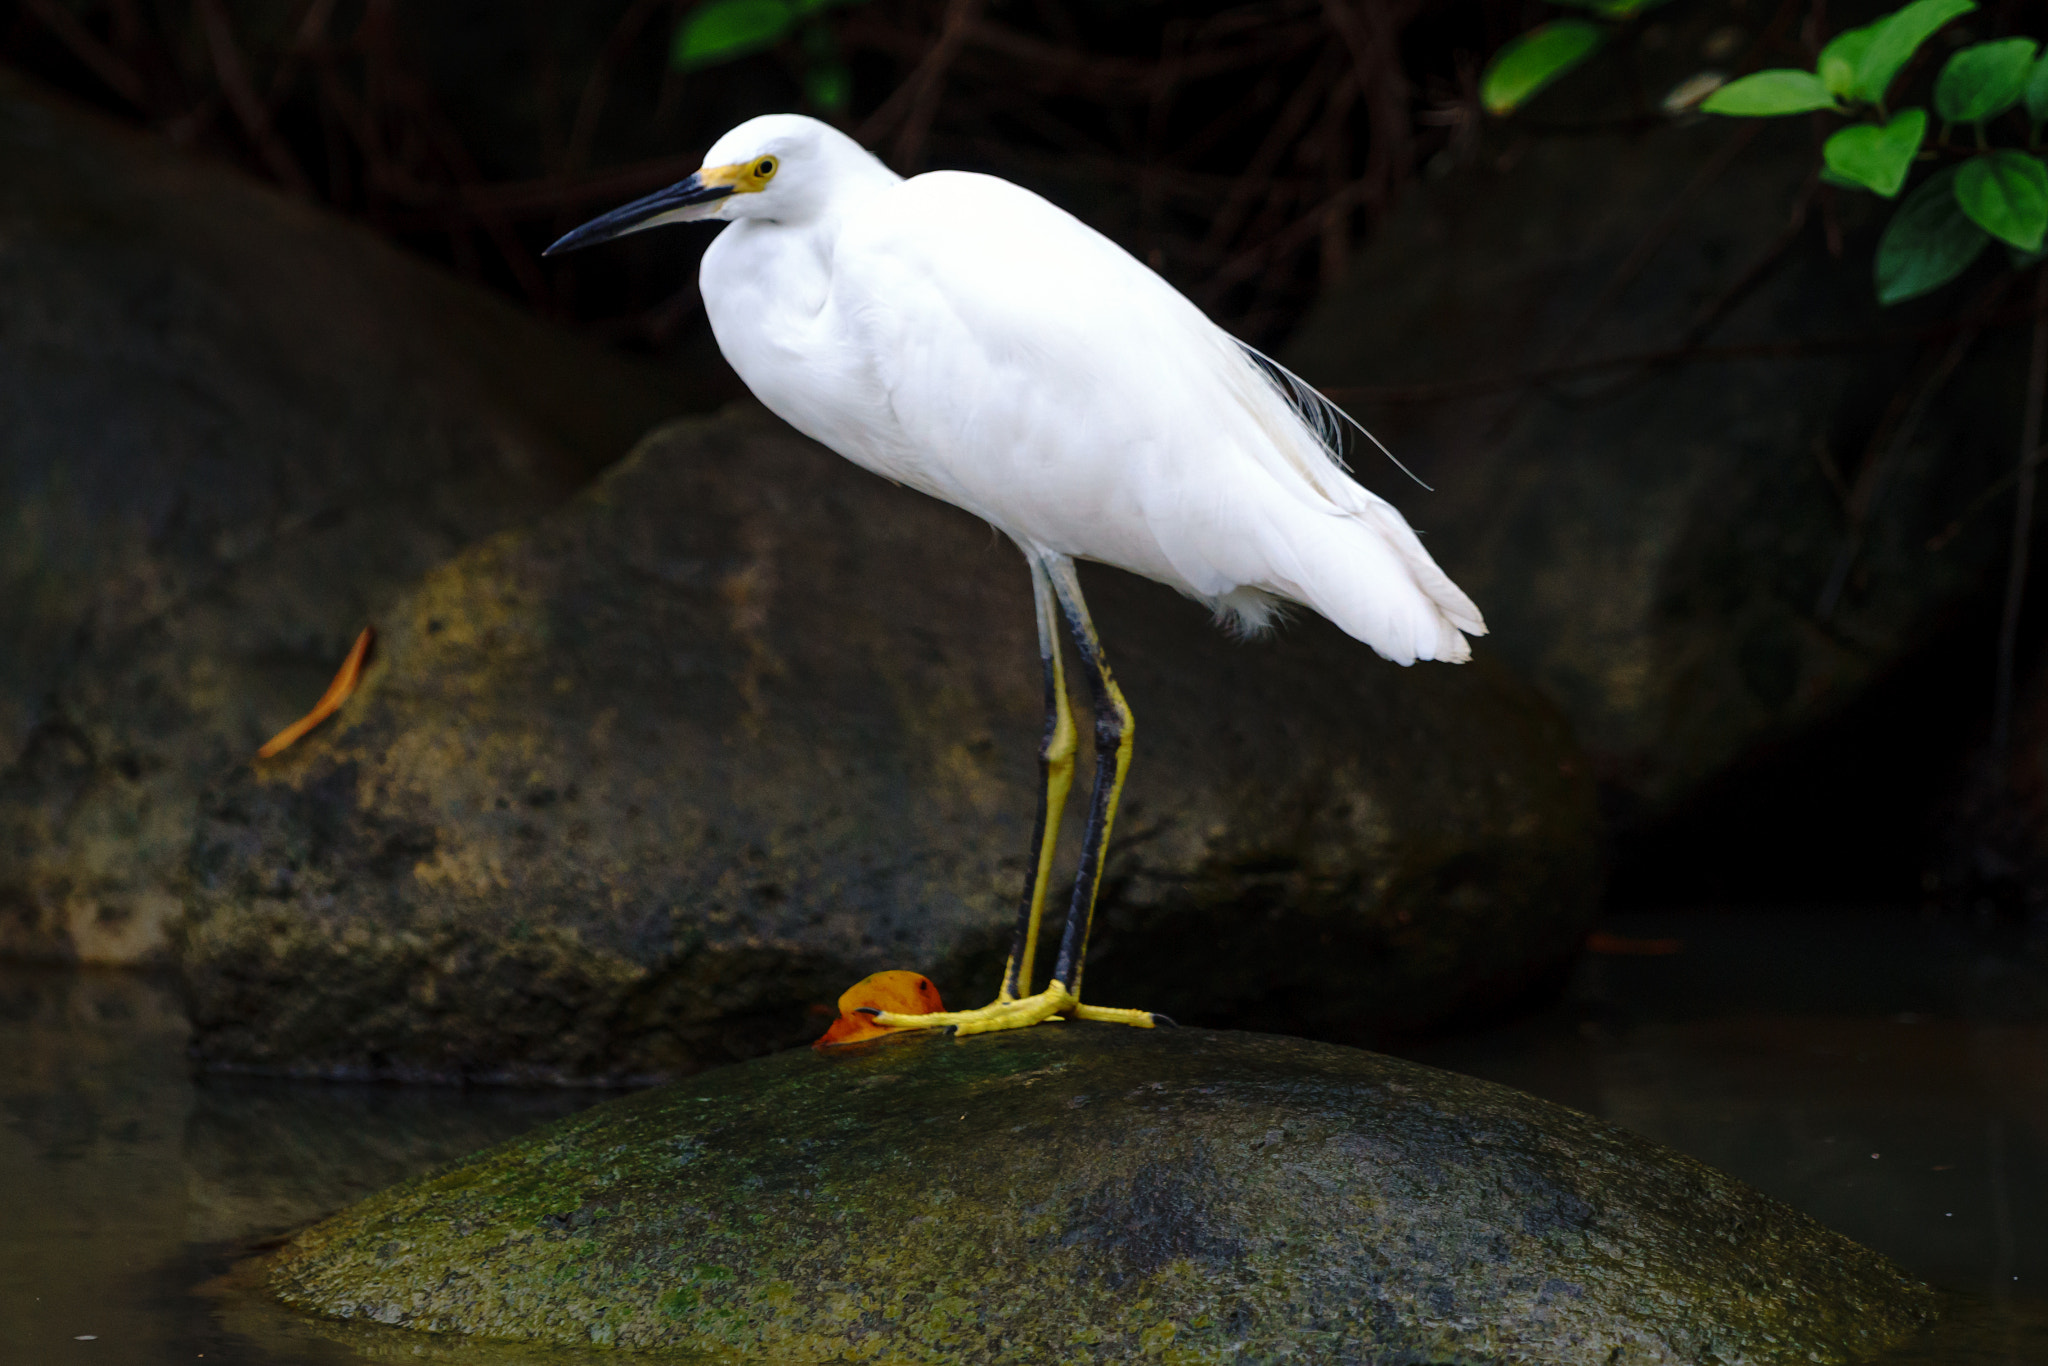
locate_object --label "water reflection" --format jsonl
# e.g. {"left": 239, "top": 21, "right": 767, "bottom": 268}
{"left": 3, "top": 910, "right": 2046, "bottom": 1363}
{"left": 1, "top": 966, "right": 604, "bottom": 1364}
{"left": 1407, "top": 909, "right": 2048, "bottom": 1364}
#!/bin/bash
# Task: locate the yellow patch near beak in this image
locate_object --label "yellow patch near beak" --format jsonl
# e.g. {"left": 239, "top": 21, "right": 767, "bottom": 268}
{"left": 699, "top": 159, "right": 777, "bottom": 195}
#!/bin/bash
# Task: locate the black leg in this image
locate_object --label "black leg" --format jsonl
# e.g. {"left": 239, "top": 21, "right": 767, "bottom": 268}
{"left": 1045, "top": 558, "right": 1134, "bottom": 1005}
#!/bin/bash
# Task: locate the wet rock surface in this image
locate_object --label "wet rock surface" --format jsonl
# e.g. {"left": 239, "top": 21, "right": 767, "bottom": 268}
{"left": 1285, "top": 116, "right": 2020, "bottom": 822}
{"left": 179, "top": 406, "right": 1600, "bottom": 1083}
{"left": 270, "top": 1024, "right": 1935, "bottom": 1364}
{"left": 0, "top": 69, "right": 697, "bottom": 964}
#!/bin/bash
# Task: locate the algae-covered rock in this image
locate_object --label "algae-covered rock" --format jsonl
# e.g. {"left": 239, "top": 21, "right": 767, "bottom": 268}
{"left": 1283, "top": 115, "right": 2018, "bottom": 823}
{"left": 0, "top": 69, "right": 698, "bottom": 964}
{"left": 180, "top": 405, "right": 1599, "bottom": 1082}
{"left": 270, "top": 1025, "right": 1934, "bottom": 1364}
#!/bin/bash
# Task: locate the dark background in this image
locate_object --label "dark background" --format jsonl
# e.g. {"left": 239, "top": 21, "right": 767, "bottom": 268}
{"left": 5, "top": 0, "right": 2046, "bottom": 918}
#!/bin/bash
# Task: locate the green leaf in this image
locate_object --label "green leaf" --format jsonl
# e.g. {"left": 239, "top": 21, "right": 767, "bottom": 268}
{"left": 1876, "top": 166, "right": 1989, "bottom": 303}
{"left": 1955, "top": 150, "right": 2048, "bottom": 251}
{"left": 1480, "top": 21, "right": 1606, "bottom": 115}
{"left": 1852, "top": 0, "right": 1977, "bottom": 106}
{"left": 804, "top": 61, "right": 851, "bottom": 113}
{"left": 1819, "top": 25, "right": 1880, "bottom": 97}
{"left": 2026, "top": 52, "right": 2048, "bottom": 124}
{"left": 1700, "top": 69, "right": 1838, "bottom": 116}
{"left": 672, "top": 0, "right": 794, "bottom": 71}
{"left": 1933, "top": 38, "right": 2039, "bottom": 123}
{"left": 1823, "top": 108, "right": 1927, "bottom": 196}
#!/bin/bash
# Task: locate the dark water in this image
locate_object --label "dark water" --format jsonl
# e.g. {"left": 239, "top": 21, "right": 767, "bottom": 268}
{"left": 1407, "top": 909, "right": 2048, "bottom": 1364}
{"left": 4, "top": 910, "right": 2046, "bottom": 1364}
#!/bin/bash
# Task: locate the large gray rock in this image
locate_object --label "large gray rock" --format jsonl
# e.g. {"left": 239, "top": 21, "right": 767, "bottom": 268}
{"left": 268, "top": 1024, "right": 1935, "bottom": 1363}
{"left": 179, "top": 407, "right": 1601, "bottom": 1083}
{"left": 1284, "top": 114, "right": 2021, "bottom": 821}
{"left": 0, "top": 69, "right": 700, "bottom": 963}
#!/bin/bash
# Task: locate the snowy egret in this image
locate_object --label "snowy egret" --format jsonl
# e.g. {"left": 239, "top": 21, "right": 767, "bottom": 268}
{"left": 547, "top": 114, "right": 1484, "bottom": 1038}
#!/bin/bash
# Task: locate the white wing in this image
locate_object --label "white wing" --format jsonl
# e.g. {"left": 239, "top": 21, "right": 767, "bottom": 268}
{"left": 826, "top": 171, "right": 1484, "bottom": 664}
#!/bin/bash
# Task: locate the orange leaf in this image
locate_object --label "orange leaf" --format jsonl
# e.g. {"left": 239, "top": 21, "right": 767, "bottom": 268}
{"left": 814, "top": 970, "right": 946, "bottom": 1049}
{"left": 256, "top": 626, "right": 374, "bottom": 759}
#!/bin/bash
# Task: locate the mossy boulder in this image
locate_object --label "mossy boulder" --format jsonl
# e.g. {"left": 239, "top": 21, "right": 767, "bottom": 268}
{"left": 1283, "top": 114, "right": 2020, "bottom": 823}
{"left": 270, "top": 1024, "right": 1934, "bottom": 1364}
{"left": 179, "top": 406, "right": 1600, "bottom": 1083}
{"left": 0, "top": 68, "right": 698, "bottom": 965}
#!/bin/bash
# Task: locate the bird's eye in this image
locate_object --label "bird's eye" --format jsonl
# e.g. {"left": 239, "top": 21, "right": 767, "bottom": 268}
{"left": 755, "top": 157, "right": 777, "bottom": 179}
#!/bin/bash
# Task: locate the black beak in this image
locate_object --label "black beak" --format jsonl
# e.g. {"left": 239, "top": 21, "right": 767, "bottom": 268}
{"left": 543, "top": 173, "right": 735, "bottom": 256}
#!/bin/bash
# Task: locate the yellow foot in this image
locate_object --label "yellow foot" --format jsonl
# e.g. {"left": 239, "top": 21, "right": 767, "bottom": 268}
{"left": 872, "top": 982, "right": 1172, "bottom": 1038}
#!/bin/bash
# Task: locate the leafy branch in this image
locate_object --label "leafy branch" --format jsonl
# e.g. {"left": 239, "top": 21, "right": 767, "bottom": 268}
{"left": 1694, "top": 0, "right": 2045, "bottom": 303}
{"left": 1484, "top": 0, "right": 2047, "bottom": 301}
{"left": 1481, "top": 0, "right": 2048, "bottom": 761}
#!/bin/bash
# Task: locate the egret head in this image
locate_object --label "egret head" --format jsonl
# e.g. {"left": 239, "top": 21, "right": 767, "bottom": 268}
{"left": 544, "top": 115, "right": 891, "bottom": 256}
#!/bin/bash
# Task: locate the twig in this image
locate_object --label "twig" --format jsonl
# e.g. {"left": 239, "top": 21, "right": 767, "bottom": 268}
{"left": 531, "top": 15, "right": 568, "bottom": 175}
{"left": 1316, "top": 75, "right": 1357, "bottom": 285}
{"left": 20, "top": 0, "right": 149, "bottom": 108}
{"left": 891, "top": 0, "right": 985, "bottom": 171}
{"left": 1813, "top": 432, "right": 1852, "bottom": 511}
{"left": 352, "top": 2, "right": 552, "bottom": 308}
{"left": 1926, "top": 441, "right": 2048, "bottom": 554}
{"left": 1508, "top": 165, "right": 1817, "bottom": 410}
{"left": 1820, "top": 181, "right": 1844, "bottom": 258}
{"left": 1202, "top": 43, "right": 1344, "bottom": 258}
{"left": 374, "top": 155, "right": 704, "bottom": 221}
{"left": 1994, "top": 264, "right": 2048, "bottom": 750}
{"left": 928, "top": 132, "right": 1334, "bottom": 229}
{"left": 1163, "top": 67, "right": 1285, "bottom": 171}
{"left": 161, "top": 95, "right": 224, "bottom": 149}
{"left": 196, "top": 0, "right": 312, "bottom": 194}
{"left": 841, "top": 11, "right": 1321, "bottom": 102}
{"left": 1815, "top": 276, "right": 2010, "bottom": 622}
{"left": 1295, "top": 35, "right": 1362, "bottom": 285}
{"left": 1323, "top": 291, "right": 2048, "bottom": 405}
{"left": 1677, "top": 163, "right": 1819, "bottom": 349}
{"left": 1731, "top": 0, "right": 1807, "bottom": 82}
{"left": 563, "top": 0, "right": 667, "bottom": 178}
{"left": 1548, "top": 122, "right": 1763, "bottom": 366}
{"left": 1144, "top": 11, "right": 1190, "bottom": 161}
{"left": 941, "top": 88, "right": 1119, "bottom": 158}
{"left": 347, "top": 0, "right": 400, "bottom": 226}
{"left": 1212, "top": 158, "right": 1381, "bottom": 291}
{"left": 264, "top": 0, "right": 343, "bottom": 109}
{"left": 1321, "top": 0, "right": 1413, "bottom": 225}
{"left": 106, "top": 0, "right": 146, "bottom": 57}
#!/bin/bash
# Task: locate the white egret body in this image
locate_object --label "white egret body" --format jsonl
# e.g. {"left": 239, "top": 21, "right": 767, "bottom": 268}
{"left": 548, "top": 115, "right": 1484, "bottom": 1036}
